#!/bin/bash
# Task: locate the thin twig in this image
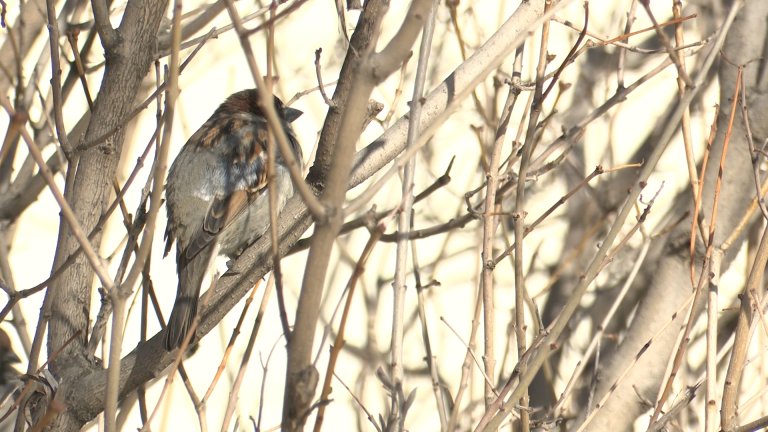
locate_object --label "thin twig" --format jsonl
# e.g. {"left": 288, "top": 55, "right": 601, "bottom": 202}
{"left": 0, "top": 97, "right": 114, "bottom": 290}
{"left": 44, "top": 0, "right": 73, "bottom": 154}
{"left": 389, "top": 0, "right": 438, "bottom": 427}
{"left": 477, "top": 2, "right": 738, "bottom": 429}
{"left": 220, "top": 275, "right": 274, "bottom": 432}
{"left": 224, "top": 0, "right": 326, "bottom": 221}
{"left": 313, "top": 224, "right": 383, "bottom": 431}
{"left": 314, "top": 48, "right": 334, "bottom": 107}
{"left": 639, "top": 0, "right": 694, "bottom": 87}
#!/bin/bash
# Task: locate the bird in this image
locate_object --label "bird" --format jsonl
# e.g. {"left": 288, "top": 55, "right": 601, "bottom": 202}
{"left": 0, "top": 329, "right": 20, "bottom": 432}
{"left": 163, "top": 88, "right": 303, "bottom": 350}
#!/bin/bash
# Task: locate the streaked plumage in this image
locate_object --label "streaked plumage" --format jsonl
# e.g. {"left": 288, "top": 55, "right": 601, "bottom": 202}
{"left": 163, "top": 89, "right": 303, "bottom": 350}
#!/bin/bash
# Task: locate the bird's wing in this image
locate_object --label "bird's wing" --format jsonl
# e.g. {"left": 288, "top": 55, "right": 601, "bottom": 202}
{"left": 179, "top": 116, "right": 271, "bottom": 266}
{"left": 181, "top": 189, "right": 252, "bottom": 265}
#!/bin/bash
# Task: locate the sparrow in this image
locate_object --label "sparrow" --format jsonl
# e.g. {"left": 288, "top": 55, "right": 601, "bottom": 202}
{"left": 0, "top": 329, "right": 20, "bottom": 432}
{"left": 163, "top": 88, "right": 303, "bottom": 350}
{"left": 0, "top": 330, "right": 18, "bottom": 394}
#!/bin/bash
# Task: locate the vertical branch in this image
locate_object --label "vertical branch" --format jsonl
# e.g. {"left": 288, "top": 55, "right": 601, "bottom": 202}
{"left": 672, "top": 0, "right": 699, "bottom": 205}
{"left": 261, "top": 0, "right": 293, "bottom": 341}
{"left": 220, "top": 277, "right": 272, "bottom": 432}
{"left": 616, "top": 0, "right": 638, "bottom": 89}
{"left": 508, "top": 1, "right": 554, "bottom": 428}
{"left": 702, "top": 65, "right": 743, "bottom": 432}
{"left": 307, "top": 0, "right": 388, "bottom": 184}
{"left": 313, "top": 225, "right": 383, "bottom": 432}
{"left": 410, "top": 231, "right": 448, "bottom": 430}
{"left": 706, "top": 250, "right": 722, "bottom": 432}
{"left": 285, "top": 1, "right": 431, "bottom": 429}
{"left": 390, "top": 0, "right": 438, "bottom": 428}
{"left": 104, "top": 0, "right": 181, "bottom": 429}
{"left": 448, "top": 292, "right": 483, "bottom": 429}
{"left": 90, "top": 0, "right": 118, "bottom": 47}
{"left": 44, "top": 0, "right": 72, "bottom": 154}
{"left": 480, "top": 45, "right": 523, "bottom": 414}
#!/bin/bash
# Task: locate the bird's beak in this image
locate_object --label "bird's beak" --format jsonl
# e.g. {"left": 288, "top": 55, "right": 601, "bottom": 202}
{"left": 283, "top": 107, "right": 303, "bottom": 123}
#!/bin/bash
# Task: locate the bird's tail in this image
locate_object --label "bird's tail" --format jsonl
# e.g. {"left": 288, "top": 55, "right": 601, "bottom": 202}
{"left": 163, "top": 259, "right": 207, "bottom": 351}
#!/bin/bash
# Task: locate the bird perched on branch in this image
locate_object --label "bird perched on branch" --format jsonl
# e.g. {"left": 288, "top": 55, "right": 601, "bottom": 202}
{"left": 163, "top": 88, "right": 303, "bottom": 350}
